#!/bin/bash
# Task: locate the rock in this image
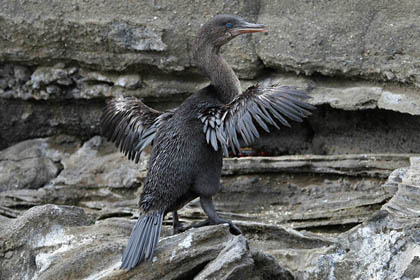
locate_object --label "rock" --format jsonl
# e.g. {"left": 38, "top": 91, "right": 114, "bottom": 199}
{"left": 0, "top": 64, "right": 31, "bottom": 90}
{"left": 13, "top": 65, "right": 32, "bottom": 84}
{"left": 0, "top": 134, "right": 412, "bottom": 229}
{"left": 402, "top": 256, "right": 420, "bottom": 280}
{"left": 0, "top": 135, "right": 136, "bottom": 212}
{"left": 0, "top": 97, "right": 105, "bottom": 150}
{"left": 0, "top": 135, "right": 148, "bottom": 218}
{"left": 0, "top": 185, "right": 135, "bottom": 219}
{"left": 222, "top": 154, "right": 410, "bottom": 178}
{"left": 309, "top": 106, "right": 420, "bottom": 155}
{"left": 291, "top": 156, "right": 420, "bottom": 279}
{"left": 195, "top": 235, "right": 254, "bottom": 280}
{"left": 0, "top": 0, "right": 261, "bottom": 74}
{"left": 108, "top": 21, "right": 167, "bottom": 52}
{"left": 298, "top": 209, "right": 420, "bottom": 280}
{"left": 195, "top": 235, "right": 295, "bottom": 280}
{"left": 257, "top": 0, "right": 420, "bottom": 88}
{"left": 253, "top": 73, "right": 420, "bottom": 115}
{"left": 312, "top": 86, "right": 382, "bottom": 111}
{"left": 1, "top": 1, "right": 419, "bottom": 278}
{"left": 2, "top": 63, "right": 420, "bottom": 154}
{"left": 0, "top": 214, "right": 10, "bottom": 228}
{"left": 251, "top": 251, "right": 294, "bottom": 280}
{"left": 378, "top": 90, "right": 420, "bottom": 115}
{"left": 1, "top": 0, "right": 419, "bottom": 87}
{"left": 0, "top": 141, "right": 411, "bottom": 225}
{"left": 0, "top": 205, "right": 293, "bottom": 280}
{"left": 180, "top": 154, "right": 411, "bottom": 231}
{"left": 51, "top": 136, "right": 147, "bottom": 189}
{"left": 0, "top": 0, "right": 420, "bottom": 160}
{"left": 0, "top": 204, "right": 93, "bottom": 280}
{"left": 0, "top": 143, "right": 418, "bottom": 279}
{"left": 114, "top": 74, "right": 142, "bottom": 89}
{"left": 31, "top": 65, "right": 75, "bottom": 91}
{"left": 381, "top": 166, "right": 409, "bottom": 196}
{"left": 105, "top": 225, "right": 236, "bottom": 280}
{"left": 382, "top": 157, "right": 420, "bottom": 226}
{"left": 0, "top": 138, "right": 67, "bottom": 192}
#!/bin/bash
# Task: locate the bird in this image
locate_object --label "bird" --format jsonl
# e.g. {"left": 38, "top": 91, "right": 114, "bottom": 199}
{"left": 101, "top": 14, "right": 315, "bottom": 270}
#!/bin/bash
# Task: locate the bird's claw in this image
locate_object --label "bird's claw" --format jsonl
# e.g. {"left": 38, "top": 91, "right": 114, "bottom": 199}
{"left": 173, "top": 218, "right": 242, "bottom": 235}
{"left": 227, "top": 222, "right": 242, "bottom": 235}
{"left": 173, "top": 223, "right": 186, "bottom": 234}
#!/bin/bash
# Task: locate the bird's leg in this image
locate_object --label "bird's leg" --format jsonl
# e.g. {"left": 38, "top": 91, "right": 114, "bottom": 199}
{"left": 172, "top": 215, "right": 210, "bottom": 233}
{"left": 199, "top": 196, "right": 242, "bottom": 235}
{"left": 172, "top": 211, "right": 185, "bottom": 234}
{"left": 172, "top": 197, "right": 242, "bottom": 235}
{"left": 172, "top": 210, "right": 209, "bottom": 234}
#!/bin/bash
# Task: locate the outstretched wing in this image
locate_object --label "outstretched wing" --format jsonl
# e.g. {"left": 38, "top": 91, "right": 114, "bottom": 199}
{"left": 198, "top": 85, "right": 315, "bottom": 157}
{"left": 101, "top": 97, "right": 173, "bottom": 163}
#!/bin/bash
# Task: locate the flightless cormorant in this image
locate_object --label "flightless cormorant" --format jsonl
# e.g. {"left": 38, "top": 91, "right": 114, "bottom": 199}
{"left": 101, "top": 14, "right": 315, "bottom": 270}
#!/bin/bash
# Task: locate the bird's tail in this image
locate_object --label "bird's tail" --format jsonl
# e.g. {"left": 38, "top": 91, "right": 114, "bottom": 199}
{"left": 120, "top": 210, "right": 164, "bottom": 270}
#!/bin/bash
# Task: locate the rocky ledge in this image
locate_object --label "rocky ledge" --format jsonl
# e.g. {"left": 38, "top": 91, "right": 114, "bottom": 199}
{"left": 0, "top": 136, "right": 419, "bottom": 279}
{"left": 1, "top": 156, "right": 420, "bottom": 279}
{"left": 0, "top": 204, "right": 293, "bottom": 280}
{"left": 1, "top": 0, "right": 420, "bottom": 279}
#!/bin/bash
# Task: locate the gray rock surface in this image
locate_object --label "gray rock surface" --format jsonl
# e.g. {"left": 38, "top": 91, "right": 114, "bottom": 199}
{"left": 211, "top": 156, "right": 419, "bottom": 280}
{"left": 216, "top": 154, "right": 410, "bottom": 230}
{"left": 1, "top": 2, "right": 420, "bottom": 151}
{"left": 195, "top": 235, "right": 255, "bottom": 280}
{"left": 383, "top": 157, "right": 420, "bottom": 226}
{"left": 296, "top": 156, "right": 420, "bottom": 279}
{"left": 0, "top": 137, "right": 419, "bottom": 279}
{"left": 1, "top": 0, "right": 420, "bottom": 88}
{"left": 0, "top": 136, "right": 147, "bottom": 219}
{"left": 0, "top": 136, "right": 412, "bottom": 226}
{"left": 0, "top": 138, "right": 67, "bottom": 192}
{"left": 51, "top": 136, "right": 147, "bottom": 188}
{"left": 0, "top": 0, "right": 260, "bottom": 75}
{"left": 0, "top": 204, "right": 293, "bottom": 280}
{"left": 1, "top": 0, "right": 420, "bottom": 279}
{"left": 257, "top": 0, "right": 420, "bottom": 88}
{"left": 2, "top": 63, "right": 420, "bottom": 152}
{"left": 0, "top": 204, "right": 94, "bottom": 280}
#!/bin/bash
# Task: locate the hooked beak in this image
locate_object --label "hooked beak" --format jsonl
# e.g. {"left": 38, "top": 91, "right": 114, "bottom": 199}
{"left": 231, "top": 21, "right": 268, "bottom": 36}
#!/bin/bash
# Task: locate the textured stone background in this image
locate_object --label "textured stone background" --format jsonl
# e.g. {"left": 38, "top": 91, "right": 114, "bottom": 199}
{"left": 1, "top": 1, "right": 420, "bottom": 279}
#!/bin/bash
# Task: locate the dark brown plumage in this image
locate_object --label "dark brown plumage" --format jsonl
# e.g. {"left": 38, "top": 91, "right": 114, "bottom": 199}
{"left": 102, "top": 97, "right": 173, "bottom": 163}
{"left": 100, "top": 14, "right": 315, "bottom": 270}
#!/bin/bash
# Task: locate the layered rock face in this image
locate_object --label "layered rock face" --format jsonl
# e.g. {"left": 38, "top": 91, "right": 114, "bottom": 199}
{"left": 1, "top": 1, "right": 419, "bottom": 279}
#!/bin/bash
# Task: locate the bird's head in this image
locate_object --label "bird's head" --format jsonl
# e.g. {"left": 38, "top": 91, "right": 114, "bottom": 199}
{"left": 197, "top": 14, "right": 268, "bottom": 50}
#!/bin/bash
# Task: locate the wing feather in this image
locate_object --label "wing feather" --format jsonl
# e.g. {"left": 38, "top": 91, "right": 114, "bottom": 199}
{"left": 101, "top": 97, "right": 173, "bottom": 163}
{"left": 198, "top": 85, "right": 315, "bottom": 156}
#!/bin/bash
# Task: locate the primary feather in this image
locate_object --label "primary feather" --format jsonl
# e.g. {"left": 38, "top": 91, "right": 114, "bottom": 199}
{"left": 101, "top": 97, "right": 173, "bottom": 163}
{"left": 198, "top": 85, "right": 315, "bottom": 156}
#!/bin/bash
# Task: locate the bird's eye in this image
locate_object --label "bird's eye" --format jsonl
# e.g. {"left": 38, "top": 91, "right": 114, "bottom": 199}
{"left": 226, "top": 23, "right": 232, "bottom": 28}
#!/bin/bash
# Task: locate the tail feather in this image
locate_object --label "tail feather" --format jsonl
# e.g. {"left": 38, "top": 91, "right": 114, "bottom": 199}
{"left": 120, "top": 210, "right": 164, "bottom": 270}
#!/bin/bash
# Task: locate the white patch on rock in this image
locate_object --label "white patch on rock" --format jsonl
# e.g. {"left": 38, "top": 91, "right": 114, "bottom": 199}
{"left": 378, "top": 90, "right": 420, "bottom": 115}
{"left": 35, "top": 225, "right": 72, "bottom": 248}
{"left": 179, "top": 232, "right": 193, "bottom": 249}
{"left": 35, "top": 243, "right": 72, "bottom": 274}
{"left": 380, "top": 91, "right": 402, "bottom": 104}
{"left": 32, "top": 225, "right": 75, "bottom": 278}
{"left": 357, "top": 226, "right": 405, "bottom": 280}
{"left": 308, "top": 247, "right": 346, "bottom": 280}
{"left": 115, "top": 74, "right": 141, "bottom": 89}
{"left": 169, "top": 249, "right": 177, "bottom": 262}
{"left": 84, "top": 260, "right": 121, "bottom": 280}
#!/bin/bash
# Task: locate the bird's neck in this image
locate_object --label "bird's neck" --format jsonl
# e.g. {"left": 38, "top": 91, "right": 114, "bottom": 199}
{"left": 195, "top": 43, "right": 241, "bottom": 103}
